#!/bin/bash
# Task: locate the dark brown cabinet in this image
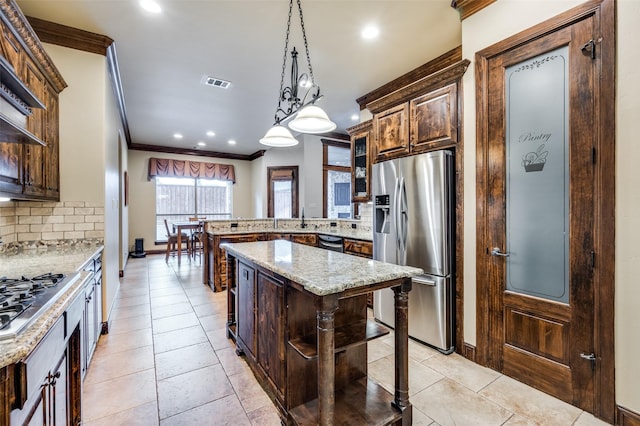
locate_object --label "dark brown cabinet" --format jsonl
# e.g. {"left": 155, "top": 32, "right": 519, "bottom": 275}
{"left": 372, "top": 103, "right": 410, "bottom": 162}
{"left": 256, "top": 271, "right": 285, "bottom": 396}
{"left": 410, "top": 83, "right": 458, "bottom": 153}
{"left": 206, "top": 233, "right": 265, "bottom": 292}
{"left": 0, "top": 4, "right": 65, "bottom": 201}
{"left": 347, "top": 120, "right": 372, "bottom": 202}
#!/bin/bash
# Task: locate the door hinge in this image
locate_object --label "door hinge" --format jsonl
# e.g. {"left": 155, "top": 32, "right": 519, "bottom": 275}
{"left": 592, "top": 147, "right": 596, "bottom": 164}
{"left": 582, "top": 39, "right": 596, "bottom": 59}
{"left": 591, "top": 251, "right": 596, "bottom": 268}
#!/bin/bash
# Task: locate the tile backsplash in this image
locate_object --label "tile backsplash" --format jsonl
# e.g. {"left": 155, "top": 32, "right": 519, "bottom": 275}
{"left": 0, "top": 201, "right": 104, "bottom": 245}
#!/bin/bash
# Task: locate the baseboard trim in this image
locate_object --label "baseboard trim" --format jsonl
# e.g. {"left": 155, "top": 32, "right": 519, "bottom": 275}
{"left": 618, "top": 406, "right": 640, "bottom": 426}
{"left": 463, "top": 343, "right": 476, "bottom": 362}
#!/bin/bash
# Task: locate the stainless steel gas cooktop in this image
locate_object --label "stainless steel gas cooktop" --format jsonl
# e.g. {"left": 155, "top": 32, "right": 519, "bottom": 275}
{"left": 0, "top": 272, "right": 81, "bottom": 340}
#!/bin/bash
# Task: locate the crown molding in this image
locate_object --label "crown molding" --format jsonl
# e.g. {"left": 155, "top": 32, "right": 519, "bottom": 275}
{"left": 356, "top": 46, "right": 462, "bottom": 110}
{"left": 450, "top": 0, "right": 497, "bottom": 20}
{"left": 130, "top": 143, "right": 265, "bottom": 161}
{"left": 0, "top": 0, "right": 66, "bottom": 92}
{"left": 26, "top": 16, "right": 113, "bottom": 56}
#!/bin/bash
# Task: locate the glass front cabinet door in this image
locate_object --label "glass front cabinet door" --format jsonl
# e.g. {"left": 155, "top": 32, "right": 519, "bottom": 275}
{"left": 347, "top": 120, "right": 372, "bottom": 202}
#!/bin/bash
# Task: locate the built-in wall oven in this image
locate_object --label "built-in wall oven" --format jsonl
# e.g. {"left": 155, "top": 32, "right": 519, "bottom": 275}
{"left": 317, "top": 234, "right": 344, "bottom": 252}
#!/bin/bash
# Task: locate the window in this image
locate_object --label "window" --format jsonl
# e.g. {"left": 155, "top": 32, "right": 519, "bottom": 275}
{"left": 155, "top": 177, "right": 232, "bottom": 241}
{"left": 268, "top": 166, "right": 298, "bottom": 218}
{"left": 323, "top": 141, "right": 352, "bottom": 218}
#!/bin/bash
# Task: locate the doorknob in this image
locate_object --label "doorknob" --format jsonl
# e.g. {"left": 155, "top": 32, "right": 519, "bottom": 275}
{"left": 491, "top": 247, "right": 510, "bottom": 257}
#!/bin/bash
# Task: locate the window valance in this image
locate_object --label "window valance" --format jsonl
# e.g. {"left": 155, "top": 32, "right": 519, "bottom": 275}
{"left": 148, "top": 158, "right": 236, "bottom": 183}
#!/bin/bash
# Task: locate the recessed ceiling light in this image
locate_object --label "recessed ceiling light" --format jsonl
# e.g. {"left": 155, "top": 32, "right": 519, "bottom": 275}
{"left": 228, "top": 140, "right": 236, "bottom": 145}
{"left": 140, "top": 0, "right": 162, "bottom": 13}
{"left": 173, "top": 133, "right": 183, "bottom": 139}
{"left": 361, "top": 26, "right": 379, "bottom": 39}
{"left": 206, "top": 131, "right": 215, "bottom": 137}
{"left": 351, "top": 114, "right": 359, "bottom": 121}
{"left": 197, "top": 142, "right": 206, "bottom": 147}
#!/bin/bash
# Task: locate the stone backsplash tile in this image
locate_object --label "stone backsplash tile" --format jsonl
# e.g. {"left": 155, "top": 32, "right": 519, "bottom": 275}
{"left": 0, "top": 200, "right": 105, "bottom": 244}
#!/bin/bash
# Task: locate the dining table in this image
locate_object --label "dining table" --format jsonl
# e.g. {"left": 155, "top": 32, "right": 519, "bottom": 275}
{"left": 172, "top": 221, "right": 202, "bottom": 266}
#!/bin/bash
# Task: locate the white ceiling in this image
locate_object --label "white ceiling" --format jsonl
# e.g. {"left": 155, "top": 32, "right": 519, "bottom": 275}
{"left": 16, "top": 0, "right": 462, "bottom": 157}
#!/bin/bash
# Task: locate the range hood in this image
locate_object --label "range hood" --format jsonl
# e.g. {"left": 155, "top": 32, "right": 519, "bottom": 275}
{"left": 0, "top": 55, "right": 47, "bottom": 146}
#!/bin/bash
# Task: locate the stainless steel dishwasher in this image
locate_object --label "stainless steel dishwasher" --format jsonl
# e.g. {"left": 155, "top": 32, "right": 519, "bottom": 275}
{"left": 317, "top": 234, "right": 344, "bottom": 252}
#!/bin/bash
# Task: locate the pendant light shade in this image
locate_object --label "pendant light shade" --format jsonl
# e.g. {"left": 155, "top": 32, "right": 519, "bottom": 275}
{"left": 259, "top": 124, "right": 299, "bottom": 147}
{"left": 288, "top": 105, "right": 337, "bottom": 134}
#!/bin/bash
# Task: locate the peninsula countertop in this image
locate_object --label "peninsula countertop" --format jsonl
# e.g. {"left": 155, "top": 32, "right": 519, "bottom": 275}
{"left": 222, "top": 240, "right": 422, "bottom": 296}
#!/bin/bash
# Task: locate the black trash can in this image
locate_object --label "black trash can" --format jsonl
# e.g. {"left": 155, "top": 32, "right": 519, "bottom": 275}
{"left": 131, "top": 238, "right": 146, "bottom": 258}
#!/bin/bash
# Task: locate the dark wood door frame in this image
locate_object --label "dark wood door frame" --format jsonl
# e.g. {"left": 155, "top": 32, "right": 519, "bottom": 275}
{"left": 267, "top": 166, "right": 299, "bottom": 218}
{"left": 474, "top": 0, "right": 615, "bottom": 422}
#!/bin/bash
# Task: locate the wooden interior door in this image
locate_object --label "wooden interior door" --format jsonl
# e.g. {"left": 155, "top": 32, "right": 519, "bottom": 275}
{"left": 475, "top": 0, "right": 615, "bottom": 421}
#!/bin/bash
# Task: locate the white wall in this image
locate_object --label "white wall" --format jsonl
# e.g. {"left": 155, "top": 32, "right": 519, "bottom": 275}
{"left": 461, "top": 0, "right": 639, "bottom": 414}
{"left": 127, "top": 150, "right": 253, "bottom": 251}
{"left": 42, "top": 43, "right": 122, "bottom": 324}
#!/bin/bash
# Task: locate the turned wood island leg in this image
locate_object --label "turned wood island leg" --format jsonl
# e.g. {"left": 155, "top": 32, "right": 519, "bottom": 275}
{"left": 316, "top": 294, "right": 339, "bottom": 426}
{"left": 393, "top": 278, "right": 412, "bottom": 425}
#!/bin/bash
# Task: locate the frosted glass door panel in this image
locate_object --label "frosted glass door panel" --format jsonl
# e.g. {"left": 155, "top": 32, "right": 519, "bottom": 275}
{"left": 505, "top": 46, "right": 569, "bottom": 303}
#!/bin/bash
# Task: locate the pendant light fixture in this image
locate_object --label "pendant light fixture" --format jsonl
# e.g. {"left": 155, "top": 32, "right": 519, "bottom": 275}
{"left": 259, "top": 0, "right": 336, "bottom": 148}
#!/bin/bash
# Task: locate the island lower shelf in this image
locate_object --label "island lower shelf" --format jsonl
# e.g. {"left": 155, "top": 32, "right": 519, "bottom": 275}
{"left": 223, "top": 240, "right": 418, "bottom": 425}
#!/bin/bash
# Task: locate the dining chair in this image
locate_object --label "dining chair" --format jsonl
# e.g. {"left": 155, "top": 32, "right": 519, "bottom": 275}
{"left": 190, "top": 220, "right": 206, "bottom": 261}
{"left": 164, "top": 219, "right": 191, "bottom": 262}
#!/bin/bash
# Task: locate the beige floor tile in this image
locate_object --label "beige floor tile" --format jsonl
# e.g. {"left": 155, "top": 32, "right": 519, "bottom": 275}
{"left": 216, "top": 347, "right": 252, "bottom": 377}
{"left": 109, "top": 314, "right": 152, "bottom": 335}
{"left": 85, "top": 345, "right": 155, "bottom": 384}
{"left": 228, "top": 369, "right": 273, "bottom": 413}
{"left": 150, "top": 293, "right": 190, "bottom": 308}
{"left": 574, "top": 411, "right": 611, "bottom": 426}
{"left": 199, "top": 312, "right": 227, "bottom": 331}
{"left": 83, "top": 369, "right": 157, "bottom": 422}
{"left": 110, "top": 302, "right": 151, "bottom": 321}
{"left": 503, "top": 414, "right": 539, "bottom": 425}
{"left": 479, "top": 376, "right": 582, "bottom": 426}
{"left": 117, "top": 287, "right": 150, "bottom": 298}
{"left": 115, "top": 294, "right": 150, "bottom": 308}
{"left": 157, "top": 364, "right": 234, "bottom": 419}
{"left": 421, "top": 352, "right": 500, "bottom": 392}
{"left": 152, "top": 311, "right": 200, "bottom": 334}
{"left": 82, "top": 401, "right": 159, "bottom": 426}
{"left": 151, "top": 301, "right": 194, "bottom": 319}
{"left": 193, "top": 301, "right": 223, "bottom": 317}
{"left": 412, "top": 407, "right": 436, "bottom": 426}
{"left": 95, "top": 327, "right": 153, "bottom": 356}
{"left": 368, "top": 355, "right": 444, "bottom": 396}
{"left": 153, "top": 324, "right": 209, "bottom": 354}
{"left": 246, "top": 403, "right": 282, "bottom": 426}
{"left": 150, "top": 286, "right": 186, "bottom": 298}
{"left": 159, "top": 394, "right": 251, "bottom": 426}
{"left": 206, "top": 326, "right": 236, "bottom": 350}
{"left": 412, "top": 378, "right": 513, "bottom": 426}
{"left": 155, "top": 341, "right": 219, "bottom": 380}
{"left": 367, "top": 338, "right": 394, "bottom": 363}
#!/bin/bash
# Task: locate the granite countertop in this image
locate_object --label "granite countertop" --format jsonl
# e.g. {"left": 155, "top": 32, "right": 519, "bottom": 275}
{"left": 0, "top": 244, "right": 104, "bottom": 277}
{"left": 222, "top": 240, "right": 422, "bottom": 296}
{"left": 209, "top": 226, "right": 373, "bottom": 242}
{"left": 0, "top": 244, "right": 104, "bottom": 368}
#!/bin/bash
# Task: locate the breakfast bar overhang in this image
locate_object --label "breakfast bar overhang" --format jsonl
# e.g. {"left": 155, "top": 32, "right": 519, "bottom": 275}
{"left": 222, "top": 240, "right": 422, "bottom": 425}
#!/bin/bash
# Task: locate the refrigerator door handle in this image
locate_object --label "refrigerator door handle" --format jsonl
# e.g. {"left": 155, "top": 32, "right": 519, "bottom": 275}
{"left": 399, "top": 177, "right": 408, "bottom": 251}
{"left": 412, "top": 276, "right": 437, "bottom": 287}
{"left": 394, "top": 177, "right": 402, "bottom": 254}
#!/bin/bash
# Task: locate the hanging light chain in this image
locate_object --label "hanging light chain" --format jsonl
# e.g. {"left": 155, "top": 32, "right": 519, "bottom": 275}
{"left": 296, "top": 0, "right": 315, "bottom": 85}
{"left": 275, "top": 0, "right": 295, "bottom": 122}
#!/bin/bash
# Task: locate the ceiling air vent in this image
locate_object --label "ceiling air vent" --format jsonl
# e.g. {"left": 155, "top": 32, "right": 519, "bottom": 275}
{"left": 201, "top": 75, "right": 231, "bottom": 89}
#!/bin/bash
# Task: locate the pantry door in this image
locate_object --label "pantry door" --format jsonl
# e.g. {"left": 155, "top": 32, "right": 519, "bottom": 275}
{"left": 475, "top": 0, "right": 614, "bottom": 421}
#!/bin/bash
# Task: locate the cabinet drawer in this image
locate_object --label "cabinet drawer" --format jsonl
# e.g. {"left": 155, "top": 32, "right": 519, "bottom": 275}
{"left": 65, "top": 287, "right": 85, "bottom": 336}
{"left": 344, "top": 239, "right": 373, "bottom": 257}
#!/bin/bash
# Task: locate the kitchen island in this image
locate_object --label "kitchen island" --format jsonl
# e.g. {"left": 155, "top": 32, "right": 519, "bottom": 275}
{"left": 223, "top": 240, "right": 422, "bottom": 426}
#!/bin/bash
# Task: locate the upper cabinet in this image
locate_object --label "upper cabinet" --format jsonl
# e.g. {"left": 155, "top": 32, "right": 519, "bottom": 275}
{"left": 0, "top": 0, "right": 67, "bottom": 200}
{"left": 347, "top": 120, "right": 373, "bottom": 202}
{"left": 363, "top": 49, "right": 469, "bottom": 164}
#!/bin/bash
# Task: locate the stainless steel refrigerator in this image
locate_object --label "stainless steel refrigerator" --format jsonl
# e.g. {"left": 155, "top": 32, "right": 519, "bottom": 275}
{"left": 372, "top": 150, "right": 454, "bottom": 353}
